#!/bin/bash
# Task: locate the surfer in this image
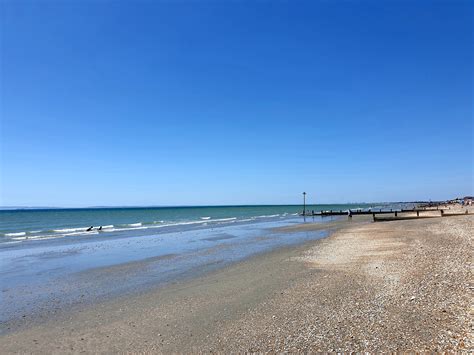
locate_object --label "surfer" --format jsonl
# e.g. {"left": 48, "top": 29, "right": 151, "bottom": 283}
{"left": 86, "top": 226, "right": 93, "bottom": 232}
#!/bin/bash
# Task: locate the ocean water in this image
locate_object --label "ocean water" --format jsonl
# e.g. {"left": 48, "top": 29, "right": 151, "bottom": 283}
{"left": 0, "top": 204, "right": 381, "bottom": 245}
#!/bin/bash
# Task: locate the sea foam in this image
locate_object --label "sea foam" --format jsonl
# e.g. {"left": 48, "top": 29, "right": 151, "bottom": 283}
{"left": 5, "top": 232, "right": 26, "bottom": 237}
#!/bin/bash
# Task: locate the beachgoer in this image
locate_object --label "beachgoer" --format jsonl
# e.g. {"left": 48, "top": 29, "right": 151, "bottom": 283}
{"left": 86, "top": 226, "right": 93, "bottom": 232}
{"left": 98, "top": 226, "right": 102, "bottom": 231}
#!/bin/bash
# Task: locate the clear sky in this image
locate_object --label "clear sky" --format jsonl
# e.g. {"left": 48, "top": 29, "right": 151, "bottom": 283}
{"left": 1, "top": 0, "right": 472, "bottom": 207}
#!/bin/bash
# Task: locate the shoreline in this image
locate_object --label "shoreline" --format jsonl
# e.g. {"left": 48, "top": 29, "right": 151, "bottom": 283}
{"left": 0, "top": 216, "right": 333, "bottom": 330}
{"left": 0, "top": 220, "right": 344, "bottom": 333}
{"left": 0, "top": 210, "right": 472, "bottom": 352}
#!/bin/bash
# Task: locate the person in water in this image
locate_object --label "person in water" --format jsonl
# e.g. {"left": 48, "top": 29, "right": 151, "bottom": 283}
{"left": 98, "top": 226, "right": 102, "bottom": 231}
{"left": 86, "top": 226, "right": 93, "bottom": 232}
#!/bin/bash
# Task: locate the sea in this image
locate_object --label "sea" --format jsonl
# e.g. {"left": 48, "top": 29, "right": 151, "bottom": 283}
{"left": 0, "top": 204, "right": 388, "bottom": 245}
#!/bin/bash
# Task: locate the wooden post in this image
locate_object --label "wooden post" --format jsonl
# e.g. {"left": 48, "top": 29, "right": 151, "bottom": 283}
{"left": 395, "top": 211, "right": 398, "bottom": 217}
{"left": 417, "top": 211, "right": 419, "bottom": 217}
{"left": 373, "top": 213, "right": 376, "bottom": 222}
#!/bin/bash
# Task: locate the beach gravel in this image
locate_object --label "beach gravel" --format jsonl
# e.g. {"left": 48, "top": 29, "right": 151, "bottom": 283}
{"left": 209, "top": 215, "right": 473, "bottom": 352}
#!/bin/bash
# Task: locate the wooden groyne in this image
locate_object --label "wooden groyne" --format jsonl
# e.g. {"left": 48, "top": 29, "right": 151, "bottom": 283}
{"left": 374, "top": 210, "right": 470, "bottom": 222}
{"left": 373, "top": 215, "right": 438, "bottom": 222}
{"left": 301, "top": 205, "right": 470, "bottom": 222}
{"left": 304, "top": 207, "right": 440, "bottom": 217}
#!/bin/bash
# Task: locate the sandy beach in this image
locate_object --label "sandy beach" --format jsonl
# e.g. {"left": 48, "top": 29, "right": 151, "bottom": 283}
{"left": 0, "top": 208, "right": 472, "bottom": 353}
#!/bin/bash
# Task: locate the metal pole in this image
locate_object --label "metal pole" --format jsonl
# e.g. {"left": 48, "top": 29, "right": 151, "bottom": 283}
{"left": 303, "top": 192, "right": 306, "bottom": 216}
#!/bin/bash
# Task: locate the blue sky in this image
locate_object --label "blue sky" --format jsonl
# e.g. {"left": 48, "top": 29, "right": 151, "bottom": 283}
{"left": 1, "top": 0, "right": 472, "bottom": 207}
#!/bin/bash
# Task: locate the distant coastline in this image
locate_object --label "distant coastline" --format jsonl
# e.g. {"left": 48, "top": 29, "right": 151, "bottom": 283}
{"left": 0, "top": 201, "right": 439, "bottom": 211}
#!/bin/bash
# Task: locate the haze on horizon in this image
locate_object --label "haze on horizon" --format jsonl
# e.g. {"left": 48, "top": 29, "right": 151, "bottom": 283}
{"left": 1, "top": 0, "right": 472, "bottom": 208}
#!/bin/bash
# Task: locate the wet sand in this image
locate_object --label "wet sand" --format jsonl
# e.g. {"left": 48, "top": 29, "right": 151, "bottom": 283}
{"left": 0, "top": 208, "right": 472, "bottom": 353}
{"left": 0, "top": 217, "right": 328, "bottom": 326}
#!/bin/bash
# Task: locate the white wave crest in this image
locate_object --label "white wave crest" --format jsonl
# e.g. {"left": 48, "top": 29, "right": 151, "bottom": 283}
{"left": 213, "top": 217, "right": 237, "bottom": 222}
{"left": 173, "top": 220, "right": 208, "bottom": 226}
{"left": 102, "top": 226, "right": 147, "bottom": 233}
{"left": 127, "top": 223, "right": 142, "bottom": 227}
{"left": 200, "top": 217, "right": 211, "bottom": 220}
{"left": 5, "top": 232, "right": 26, "bottom": 237}
{"left": 11, "top": 236, "right": 28, "bottom": 240}
{"left": 53, "top": 227, "right": 87, "bottom": 233}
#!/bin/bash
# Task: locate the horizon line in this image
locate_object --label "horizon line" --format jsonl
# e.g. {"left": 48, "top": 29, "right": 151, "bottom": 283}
{"left": 0, "top": 201, "right": 443, "bottom": 210}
